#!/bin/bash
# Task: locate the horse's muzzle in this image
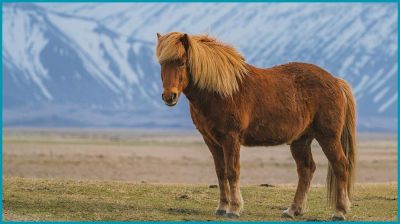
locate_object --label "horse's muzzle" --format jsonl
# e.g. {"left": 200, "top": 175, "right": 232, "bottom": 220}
{"left": 162, "top": 92, "right": 178, "bottom": 107}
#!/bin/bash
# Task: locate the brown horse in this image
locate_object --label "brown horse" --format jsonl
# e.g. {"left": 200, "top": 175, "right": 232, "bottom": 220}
{"left": 156, "top": 32, "right": 357, "bottom": 221}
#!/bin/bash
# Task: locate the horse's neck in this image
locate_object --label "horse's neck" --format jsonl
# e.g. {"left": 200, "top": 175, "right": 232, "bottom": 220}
{"left": 183, "top": 84, "right": 208, "bottom": 106}
{"left": 183, "top": 83, "right": 220, "bottom": 111}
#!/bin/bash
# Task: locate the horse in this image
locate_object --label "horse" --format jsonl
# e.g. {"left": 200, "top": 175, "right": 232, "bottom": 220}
{"left": 156, "top": 32, "right": 357, "bottom": 221}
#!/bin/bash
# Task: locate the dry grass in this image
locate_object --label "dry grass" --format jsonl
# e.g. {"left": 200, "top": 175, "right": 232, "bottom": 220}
{"left": 3, "top": 177, "right": 398, "bottom": 221}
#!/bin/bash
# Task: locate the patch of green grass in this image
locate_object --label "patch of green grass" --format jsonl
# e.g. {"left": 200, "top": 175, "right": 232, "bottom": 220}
{"left": 3, "top": 177, "right": 397, "bottom": 221}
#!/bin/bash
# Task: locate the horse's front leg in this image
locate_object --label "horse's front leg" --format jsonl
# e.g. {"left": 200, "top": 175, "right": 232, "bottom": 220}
{"left": 203, "top": 137, "right": 230, "bottom": 216}
{"left": 221, "top": 132, "right": 243, "bottom": 218}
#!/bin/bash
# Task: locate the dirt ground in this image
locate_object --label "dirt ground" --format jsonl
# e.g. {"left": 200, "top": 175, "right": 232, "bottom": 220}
{"left": 3, "top": 128, "right": 398, "bottom": 185}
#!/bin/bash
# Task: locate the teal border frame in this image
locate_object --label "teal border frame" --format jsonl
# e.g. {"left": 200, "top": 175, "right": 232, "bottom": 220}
{"left": 0, "top": 1, "right": 398, "bottom": 223}
{"left": 1, "top": 0, "right": 400, "bottom": 2}
{"left": 1, "top": 0, "right": 399, "bottom": 2}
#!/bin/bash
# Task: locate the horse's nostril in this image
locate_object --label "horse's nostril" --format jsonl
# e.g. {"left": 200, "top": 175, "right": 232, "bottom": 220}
{"left": 172, "top": 93, "right": 177, "bottom": 100}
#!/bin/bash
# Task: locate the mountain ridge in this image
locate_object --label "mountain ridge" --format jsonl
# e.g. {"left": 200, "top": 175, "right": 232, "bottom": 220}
{"left": 3, "top": 3, "right": 398, "bottom": 132}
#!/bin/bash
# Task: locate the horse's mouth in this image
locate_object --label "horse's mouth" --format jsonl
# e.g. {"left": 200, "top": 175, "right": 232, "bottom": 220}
{"left": 165, "top": 101, "right": 177, "bottom": 107}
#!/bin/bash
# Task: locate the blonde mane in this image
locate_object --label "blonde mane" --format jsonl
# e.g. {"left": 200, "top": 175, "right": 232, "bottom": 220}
{"left": 156, "top": 32, "right": 248, "bottom": 97}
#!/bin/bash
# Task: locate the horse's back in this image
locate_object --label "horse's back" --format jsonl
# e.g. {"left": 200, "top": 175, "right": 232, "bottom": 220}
{"left": 255, "top": 62, "right": 345, "bottom": 107}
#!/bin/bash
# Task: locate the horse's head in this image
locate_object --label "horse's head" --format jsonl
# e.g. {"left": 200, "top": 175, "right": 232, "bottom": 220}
{"left": 156, "top": 32, "right": 190, "bottom": 107}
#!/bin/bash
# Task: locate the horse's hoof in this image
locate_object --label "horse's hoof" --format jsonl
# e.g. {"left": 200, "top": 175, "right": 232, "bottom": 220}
{"left": 332, "top": 212, "right": 346, "bottom": 221}
{"left": 281, "top": 209, "right": 295, "bottom": 219}
{"left": 224, "top": 212, "right": 240, "bottom": 219}
{"left": 215, "top": 209, "right": 226, "bottom": 216}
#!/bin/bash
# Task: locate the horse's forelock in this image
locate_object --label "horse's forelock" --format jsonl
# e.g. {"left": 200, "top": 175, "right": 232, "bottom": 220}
{"left": 156, "top": 33, "right": 186, "bottom": 64}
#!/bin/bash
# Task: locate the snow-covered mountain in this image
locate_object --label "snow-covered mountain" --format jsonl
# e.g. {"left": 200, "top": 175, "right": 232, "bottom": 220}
{"left": 3, "top": 3, "right": 398, "bottom": 132}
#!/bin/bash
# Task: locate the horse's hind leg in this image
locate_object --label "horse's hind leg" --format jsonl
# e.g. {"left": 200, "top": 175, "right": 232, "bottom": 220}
{"left": 203, "top": 137, "right": 230, "bottom": 216}
{"left": 316, "top": 135, "right": 350, "bottom": 221}
{"left": 282, "top": 135, "right": 315, "bottom": 218}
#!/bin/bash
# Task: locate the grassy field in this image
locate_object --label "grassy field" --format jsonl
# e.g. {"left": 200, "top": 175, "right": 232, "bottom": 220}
{"left": 3, "top": 177, "right": 398, "bottom": 221}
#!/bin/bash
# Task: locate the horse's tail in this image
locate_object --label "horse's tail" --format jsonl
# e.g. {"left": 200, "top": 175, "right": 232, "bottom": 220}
{"left": 327, "top": 78, "right": 357, "bottom": 208}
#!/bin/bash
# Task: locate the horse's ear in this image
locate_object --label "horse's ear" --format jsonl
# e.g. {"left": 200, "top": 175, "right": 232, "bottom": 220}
{"left": 180, "top": 33, "right": 189, "bottom": 51}
{"left": 157, "top": 33, "right": 162, "bottom": 39}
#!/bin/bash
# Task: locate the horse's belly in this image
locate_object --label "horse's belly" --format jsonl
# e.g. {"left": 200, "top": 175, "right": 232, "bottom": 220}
{"left": 241, "top": 134, "right": 287, "bottom": 146}
{"left": 240, "top": 119, "right": 303, "bottom": 146}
